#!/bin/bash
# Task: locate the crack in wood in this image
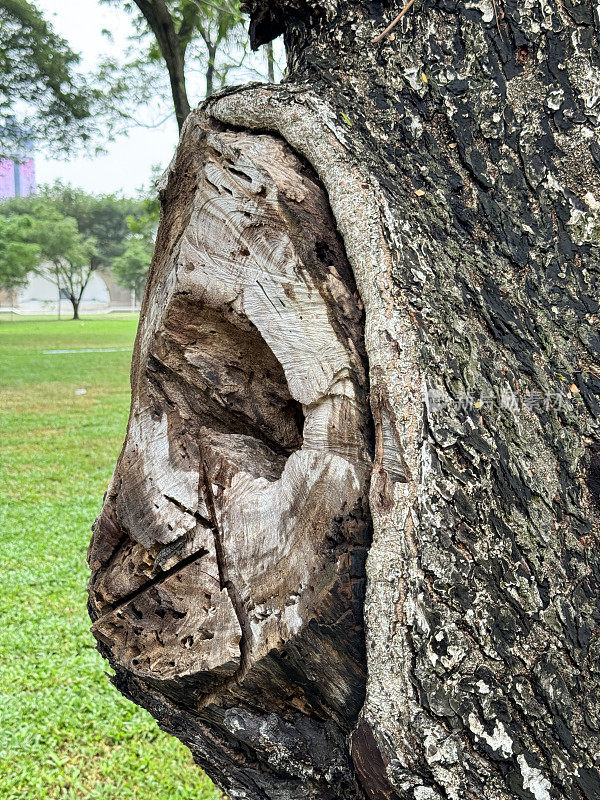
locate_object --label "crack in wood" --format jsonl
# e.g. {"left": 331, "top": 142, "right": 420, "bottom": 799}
{"left": 163, "top": 493, "right": 216, "bottom": 531}
{"left": 99, "top": 543, "right": 210, "bottom": 617}
{"left": 200, "top": 459, "right": 253, "bottom": 677}
{"left": 256, "top": 279, "right": 283, "bottom": 317}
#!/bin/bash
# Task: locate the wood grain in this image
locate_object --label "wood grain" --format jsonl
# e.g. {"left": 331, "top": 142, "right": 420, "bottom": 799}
{"left": 88, "top": 116, "right": 373, "bottom": 797}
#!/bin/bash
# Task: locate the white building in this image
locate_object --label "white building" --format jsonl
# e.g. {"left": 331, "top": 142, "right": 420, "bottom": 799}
{"left": 0, "top": 269, "right": 137, "bottom": 315}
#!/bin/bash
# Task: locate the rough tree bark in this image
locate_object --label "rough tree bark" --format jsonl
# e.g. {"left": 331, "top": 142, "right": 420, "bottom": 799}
{"left": 89, "top": 1, "right": 600, "bottom": 799}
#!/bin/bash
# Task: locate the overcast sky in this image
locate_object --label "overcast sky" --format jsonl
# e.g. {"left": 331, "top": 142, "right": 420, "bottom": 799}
{"left": 34, "top": 0, "right": 277, "bottom": 196}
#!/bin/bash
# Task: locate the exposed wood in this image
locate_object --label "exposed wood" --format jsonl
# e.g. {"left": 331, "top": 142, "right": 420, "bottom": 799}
{"left": 89, "top": 116, "right": 372, "bottom": 797}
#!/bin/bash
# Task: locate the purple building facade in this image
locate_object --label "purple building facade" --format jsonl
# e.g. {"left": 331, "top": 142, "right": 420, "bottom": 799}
{"left": 0, "top": 150, "right": 36, "bottom": 199}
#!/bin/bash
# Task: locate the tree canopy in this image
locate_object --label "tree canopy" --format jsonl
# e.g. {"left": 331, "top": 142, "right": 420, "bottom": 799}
{"left": 0, "top": 215, "right": 39, "bottom": 294}
{"left": 1, "top": 183, "right": 144, "bottom": 268}
{"left": 40, "top": 184, "right": 145, "bottom": 268}
{"left": 111, "top": 192, "right": 158, "bottom": 299}
{"left": 0, "top": 0, "right": 98, "bottom": 156}
{"left": 112, "top": 237, "right": 152, "bottom": 300}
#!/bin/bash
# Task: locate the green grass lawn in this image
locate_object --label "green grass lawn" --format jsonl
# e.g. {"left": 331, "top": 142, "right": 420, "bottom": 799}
{"left": 0, "top": 315, "right": 220, "bottom": 800}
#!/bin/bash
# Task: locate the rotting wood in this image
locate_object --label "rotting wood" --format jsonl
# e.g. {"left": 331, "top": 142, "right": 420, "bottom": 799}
{"left": 89, "top": 117, "right": 373, "bottom": 798}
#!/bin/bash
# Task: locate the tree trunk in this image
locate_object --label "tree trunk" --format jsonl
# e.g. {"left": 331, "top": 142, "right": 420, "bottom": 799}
{"left": 71, "top": 295, "right": 80, "bottom": 321}
{"left": 266, "top": 40, "right": 275, "bottom": 83}
{"left": 206, "top": 43, "right": 216, "bottom": 98}
{"left": 89, "top": 2, "right": 600, "bottom": 799}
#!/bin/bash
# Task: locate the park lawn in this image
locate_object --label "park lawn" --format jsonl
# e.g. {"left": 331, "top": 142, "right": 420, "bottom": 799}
{"left": 0, "top": 316, "right": 220, "bottom": 800}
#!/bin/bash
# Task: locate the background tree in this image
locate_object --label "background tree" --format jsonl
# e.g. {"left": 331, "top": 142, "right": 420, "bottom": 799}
{"left": 112, "top": 195, "right": 158, "bottom": 300}
{"left": 41, "top": 184, "right": 144, "bottom": 269}
{"left": 2, "top": 185, "right": 147, "bottom": 318}
{"left": 3, "top": 184, "right": 144, "bottom": 265}
{"left": 0, "top": 0, "right": 97, "bottom": 156}
{"left": 26, "top": 205, "right": 96, "bottom": 321}
{"left": 112, "top": 238, "right": 152, "bottom": 302}
{"left": 101, "top": 0, "right": 245, "bottom": 132}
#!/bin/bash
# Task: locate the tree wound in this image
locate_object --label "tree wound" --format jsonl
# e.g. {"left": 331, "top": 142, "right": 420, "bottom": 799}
{"left": 89, "top": 119, "right": 373, "bottom": 795}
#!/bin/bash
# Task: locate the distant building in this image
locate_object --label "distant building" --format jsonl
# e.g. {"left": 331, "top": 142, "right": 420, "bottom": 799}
{"left": 0, "top": 136, "right": 36, "bottom": 199}
{"left": 0, "top": 269, "right": 139, "bottom": 315}
{"left": 0, "top": 127, "right": 139, "bottom": 314}
{"left": 0, "top": 271, "right": 109, "bottom": 314}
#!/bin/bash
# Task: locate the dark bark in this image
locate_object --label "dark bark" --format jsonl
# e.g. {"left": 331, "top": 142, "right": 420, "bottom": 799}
{"left": 90, "top": 1, "right": 600, "bottom": 799}
{"left": 70, "top": 295, "right": 79, "bottom": 320}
